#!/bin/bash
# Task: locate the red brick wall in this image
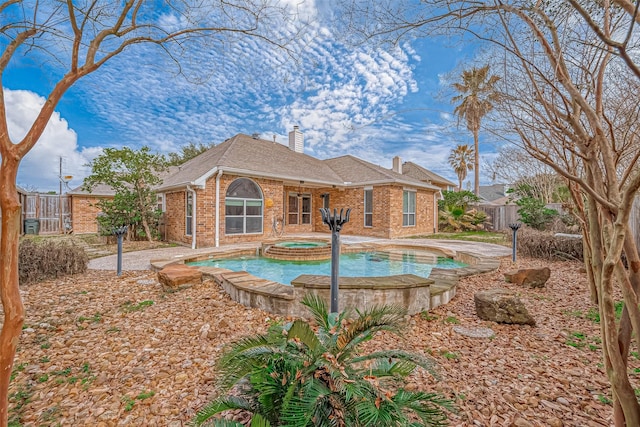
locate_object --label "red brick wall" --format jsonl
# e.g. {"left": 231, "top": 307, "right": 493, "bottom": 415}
{"left": 71, "top": 195, "right": 109, "bottom": 234}
{"left": 163, "top": 176, "right": 437, "bottom": 247}
{"left": 311, "top": 185, "right": 435, "bottom": 238}
{"left": 164, "top": 191, "right": 187, "bottom": 245}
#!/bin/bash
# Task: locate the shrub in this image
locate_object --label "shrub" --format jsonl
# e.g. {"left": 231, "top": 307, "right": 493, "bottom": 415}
{"left": 515, "top": 197, "right": 558, "bottom": 230}
{"left": 438, "top": 190, "right": 479, "bottom": 211}
{"left": 19, "top": 239, "right": 88, "bottom": 285}
{"left": 439, "top": 206, "right": 488, "bottom": 232}
{"left": 514, "top": 227, "right": 583, "bottom": 261}
{"left": 193, "top": 294, "right": 453, "bottom": 427}
{"left": 438, "top": 191, "right": 487, "bottom": 232}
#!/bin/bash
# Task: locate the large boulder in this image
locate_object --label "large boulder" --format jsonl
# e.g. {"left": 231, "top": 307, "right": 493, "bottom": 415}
{"left": 474, "top": 288, "right": 536, "bottom": 326}
{"left": 158, "top": 264, "right": 202, "bottom": 292}
{"left": 504, "top": 267, "right": 550, "bottom": 288}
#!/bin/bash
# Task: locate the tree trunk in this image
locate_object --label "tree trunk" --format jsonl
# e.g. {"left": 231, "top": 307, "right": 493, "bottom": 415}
{"left": 0, "top": 158, "right": 26, "bottom": 426}
{"left": 141, "top": 216, "right": 153, "bottom": 242}
{"left": 473, "top": 129, "right": 480, "bottom": 196}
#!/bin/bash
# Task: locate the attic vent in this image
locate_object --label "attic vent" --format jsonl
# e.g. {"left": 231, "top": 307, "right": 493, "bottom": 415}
{"left": 252, "top": 133, "right": 260, "bottom": 139}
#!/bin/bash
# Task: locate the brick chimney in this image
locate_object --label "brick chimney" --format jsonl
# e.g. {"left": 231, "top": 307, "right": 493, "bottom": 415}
{"left": 288, "top": 126, "right": 304, "bottom": 153}
{"left": 392, "top": 156, "right": 402, "bottom": 174}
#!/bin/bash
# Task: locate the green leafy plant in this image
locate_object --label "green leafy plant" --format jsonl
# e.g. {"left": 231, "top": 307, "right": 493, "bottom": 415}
{"left": 437, "top": 190, "right": 480, "bottom": 212}
{"left": 598, "top": 394, "right": 612, "bottom": 405}
{"left": 77, "top": 313, "right": 102, "bottom": 324}
{"left": 8, "top": 383, "right": 33, "bottom": 427}
{"left": 586, "top": 301, "right": 625, "bottom": 323}
{"left": 192, "top": 294, "right": 453, "bottom": 426}
{"left": 443, "top": 316, "right": 460, "bottom": 325}
{"left": 122, "top": 390, "right": 156, "bottom": 411}
{"left": 437, "top": 190, "right": 486, "bottom": 232}
{"left": 420, "top": 311, "right": 438, "bottom": 322}
{"left": 10, "top": 363, "right": 26, "bottom": 382}
{"left": 121, "top": 300, "right": 154, "bottom": 313}
{"left": 563, "top": 309, "right": 583, "bottom": 318}
{"left": 84, "top": 146, "right": 167, "bottom": 241}
{"left": 515, "top": 197, "right": 558, "bottom": 230}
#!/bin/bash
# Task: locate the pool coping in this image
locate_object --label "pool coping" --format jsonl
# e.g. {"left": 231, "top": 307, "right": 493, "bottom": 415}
{"left": 150, "top": 241, "right": 500, "bottom": 316}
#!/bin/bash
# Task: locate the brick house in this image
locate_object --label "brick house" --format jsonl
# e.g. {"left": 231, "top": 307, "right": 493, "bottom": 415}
{"left": 67, "top": 183, "right": 116, "bottom": 234}
{"left": 156, "top": 128, "right": 443, "bottom": 248}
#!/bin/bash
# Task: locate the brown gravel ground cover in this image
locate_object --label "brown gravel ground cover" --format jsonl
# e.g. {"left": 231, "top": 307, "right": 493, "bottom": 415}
{"left": 8, "top": 257, "right": 628, "bottom": 426}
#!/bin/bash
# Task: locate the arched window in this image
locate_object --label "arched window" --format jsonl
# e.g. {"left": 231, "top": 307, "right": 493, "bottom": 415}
{"left": 225, "top": 178, "right": 263, "bottom": 234}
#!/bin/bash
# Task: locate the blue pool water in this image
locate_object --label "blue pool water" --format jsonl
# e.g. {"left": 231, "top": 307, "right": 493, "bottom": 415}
{"left": 275, "top": 241, "right": 327, "bottom": 248}
{"left": 189, "top": 250, "right": 466, "bottom": 285}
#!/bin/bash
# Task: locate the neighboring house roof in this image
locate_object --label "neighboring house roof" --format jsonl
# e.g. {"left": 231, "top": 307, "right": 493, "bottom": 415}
{"left": 157, "top": 134, "right": 440, "bottom": 191}
{"left": 401, "top": 161, "right": 456, "bottom": 187}
{"left": 479, "top": 184, "right": 509, "bottom": 203}
{"left": 69, "top": 166, "right": 181, "bottom": 197}
{"left": 16, "top": 185, "right": 28, "bottom": 195}
{"left": 68, "top": 183, "right": 116, "bottom": 196}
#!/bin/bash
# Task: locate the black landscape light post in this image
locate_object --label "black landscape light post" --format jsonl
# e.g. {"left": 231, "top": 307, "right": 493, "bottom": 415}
{"left": 320, "top": 208, "right": 351, "bottom": 313}
{"left": 113, "top": 226, "right": 128, "bottom": 276}
{"left": 509, "top": 223, "right": 522, "bottom": 262}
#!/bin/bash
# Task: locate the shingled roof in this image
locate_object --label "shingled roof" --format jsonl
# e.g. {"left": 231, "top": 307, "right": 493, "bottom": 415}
{"left": 324, "top": 155, "right": 438, "bottom": 189}
{"left": 158, "top": 134, "right": 341, "bottom": 190}
{"left": 70, "top": 166, "right": 181, "bottom": 196}
{"left": 157, "top": 134, "right": 440, "bottom": 191}
{"left": 402, "top": 161, "right": 456, "bottom": 187}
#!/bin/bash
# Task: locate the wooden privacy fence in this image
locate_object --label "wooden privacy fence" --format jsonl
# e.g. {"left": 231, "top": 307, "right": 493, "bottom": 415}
{"left": 478, "top": 199, "right": 640, "bottom": 254}
{"left": 476, "top": 203, "right": 564, "bottom": 231}
{"left": 476, "top": 204, "right": 519, "bottom": 231}
{"left": 23, "top": 194, "right": 71, "bottom": 234}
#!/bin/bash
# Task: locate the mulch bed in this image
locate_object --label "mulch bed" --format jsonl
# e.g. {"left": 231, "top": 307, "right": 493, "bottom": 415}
{"left": 7, "top": 257, "right": 624, "bottom": 426}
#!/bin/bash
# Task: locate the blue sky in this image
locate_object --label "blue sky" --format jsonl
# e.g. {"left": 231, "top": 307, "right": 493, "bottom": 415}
{"left": 4, "top": 2, "right": 498, "bottom": 192}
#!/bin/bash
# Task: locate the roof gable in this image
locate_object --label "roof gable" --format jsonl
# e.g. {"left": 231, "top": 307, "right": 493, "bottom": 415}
{"left": 402, "top": 162, "right": 456, "bottom": 187}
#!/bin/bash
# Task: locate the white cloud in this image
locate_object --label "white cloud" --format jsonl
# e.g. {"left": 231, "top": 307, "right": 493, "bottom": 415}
{"left": 4, "top": 88, "right": 96, "bottom": 192}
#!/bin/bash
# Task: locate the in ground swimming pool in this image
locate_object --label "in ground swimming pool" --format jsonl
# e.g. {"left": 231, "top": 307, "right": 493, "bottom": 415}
{"left": 188, "top": 250, "right": 466, "bottom": 285}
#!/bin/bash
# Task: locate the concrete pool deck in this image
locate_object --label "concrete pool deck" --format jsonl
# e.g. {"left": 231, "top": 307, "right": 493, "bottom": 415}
{"left": 88, "top": 233, "right": 512, "bottom": 271}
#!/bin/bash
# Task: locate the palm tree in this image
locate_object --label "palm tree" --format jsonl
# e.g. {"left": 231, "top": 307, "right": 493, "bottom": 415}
{"left": 452, "top": 65, "right": 501, "bottom": 196}
{"left": 448, "top": 144, "right": 475, "bottom": 191}
{"left": 192, "top": 294, "right": 453, "bottom": 426}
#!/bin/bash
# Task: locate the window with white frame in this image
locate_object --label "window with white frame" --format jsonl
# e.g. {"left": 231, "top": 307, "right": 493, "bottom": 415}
{"left": 322, "top": 194, "right": 330, "bottom": 209}
{"left": 364, "top": 188, "right": 373, "bottom": 227}
{"left": 225, "top": 178, "right": 263, "bottom": 234}
{"left": 403, "top": 190, "right": 416, "bottom": 226}
{"left": 156, "top": 193, "right": 165, "bottom": 212}
{"left": 186, "top": 192, "right": 193, "bottom": 235}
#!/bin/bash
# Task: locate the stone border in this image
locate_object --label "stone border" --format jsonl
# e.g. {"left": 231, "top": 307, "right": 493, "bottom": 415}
{"left": 150, "top": 241, "right": 500, "bottom": 316}
{"left": 262, "top": 238, "right": 332, "bottom": 261}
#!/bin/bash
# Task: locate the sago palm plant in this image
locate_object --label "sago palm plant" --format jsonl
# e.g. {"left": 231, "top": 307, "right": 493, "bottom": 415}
{"left": 192, "top": 294, "right": 453, "bottom": 427}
